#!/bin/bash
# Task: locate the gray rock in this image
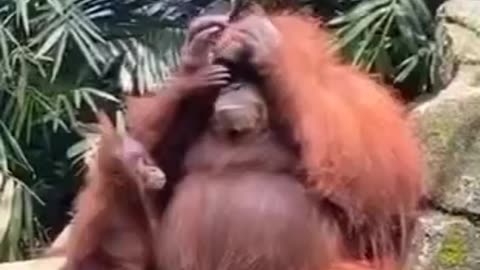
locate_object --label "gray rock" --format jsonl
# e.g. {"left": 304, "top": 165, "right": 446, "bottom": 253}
{"left": 432, "top": 0, "right": 480, "bottom": 90}
{"left": 407, "top": 212, "right": 480, "bottom": 270}
{"left": 413, "top": 86, "right": 480, "bottom": 215}
{"left": 413, "top": 0, "right": 480, "bottom": 216}
{"left": 409, "top": 1, "right": 480, "bottom": 268}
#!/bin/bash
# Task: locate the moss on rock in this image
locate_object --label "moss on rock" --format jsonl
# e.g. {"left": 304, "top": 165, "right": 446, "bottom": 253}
{"left": 437, "top": 226, "right": 468, "bottom": 267}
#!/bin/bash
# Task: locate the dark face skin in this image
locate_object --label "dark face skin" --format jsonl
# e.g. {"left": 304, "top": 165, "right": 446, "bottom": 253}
{"left": 211, "top": 81, "right": 268, "bottom": 140}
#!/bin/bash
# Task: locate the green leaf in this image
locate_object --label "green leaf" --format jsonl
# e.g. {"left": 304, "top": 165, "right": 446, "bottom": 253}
{"left": 0, "top": 175, "right": 15, "bottom": 245}
{"left": 401, "top": 0, "right": 431, "bottom": 28}
{"left": 0, "top": 25, "right": 12, "bottom": 77}
{"left": 394, "top": 12, "right": 417, "bottom": 49}
{"left": 45, "top": 0, "right": 64, "bottom": 14}
{"left": 35, "top": 25, "right": 65, "bottom": 59}
{"left": 22, "top": 191, "right": 34, "bottom": 248}
{"left": 16, "top": 0, "right": 30, "bottom": 35}
{"left": 51, "top": 29, "right": 68, "bottom": 82}
{"left": 73, "top": 90, "right": 82, "bottom": 108}
{"left": 80, "top": 87, "right": 119, "bottom": 103}
{"left": 58, "top": 95, "right": 76, "bottom": 125}
{"left": 24, "top": 96, "right": 33, "bottom": 144}
{"left": 395, "top": 0, "right": 423, "bottom": 36}
{"left": 81, "top": 90, "right": 98, "bottom": 112}
{"left": 336, "top": 5, "right": 391, "bottom": 48}
{"left": 25, "top": 56, "right": 48, "bottom": 78}
{"left": 395, "top": 54, "right": 419, "bottom": 82}
{"left": 7, "top": 185, "right": 24, "bottom": 259}
{"left": 364, "top": 7, "right": 395, "bottom": 71}
{"left": 351, "top": 11, "right": 391, "bottom": 65}
{"left": 29, "top": 13, "right": 67, "bottom": 46}
{"left": 414, "top": 0, "right": 432, "bottom": 23}
{"left": 71, "top": 8, "right": 105, "bottom": 44}
{"left": 66, "top": 139, "right": 88, "bottom": 160}
{"left": 0, "top": 137, "right": 7, "bottom": 172}
{"left": 13, "top": 89, "right": 30, "bottom": 139}
{"left": 69, "top": 25, "right": 101, "bottom": 74}
{"left": 373, "top": 42, "right": 394, "bottom": 75}
{"left": 0, "top": 121, "right": 33, "bottom": 173}
{"left": 330, "top": 0, "right": 390, "bottom": 26}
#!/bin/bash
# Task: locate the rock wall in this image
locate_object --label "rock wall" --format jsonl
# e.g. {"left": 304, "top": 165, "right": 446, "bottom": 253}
{"left": 408, "top": 0, "right": 480, "bottom": 269}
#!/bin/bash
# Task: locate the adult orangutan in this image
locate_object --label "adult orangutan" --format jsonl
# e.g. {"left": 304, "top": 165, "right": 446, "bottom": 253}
{"left": 126, "top": 7, "right": 425, "bottom": 269}
{"left": 211, "top": 9, "right": 426, "bottom": 265}
{"left": 216, "top": 9, "right": 425, "bottom": 258}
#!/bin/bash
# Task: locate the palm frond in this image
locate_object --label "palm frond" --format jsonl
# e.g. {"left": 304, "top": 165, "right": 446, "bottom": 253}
{"left": 329, "top": 0, "right": 436, "bottom": 93}
{"left": 32, "top": 0, "right": 107, "bottom": 77}
{"left": 106, "top": 27, "right": 185, "bottom": 94}
{"left": 0, "top": 173, "right": 39, "bottom": 261}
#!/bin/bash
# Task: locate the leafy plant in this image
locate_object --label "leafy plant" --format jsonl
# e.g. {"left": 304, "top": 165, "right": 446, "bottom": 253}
{"left": 328, "top": 0, "right": 436, "bottom": 97}
{"left": 299, "top": 0, "right": 364, "bottom": 18}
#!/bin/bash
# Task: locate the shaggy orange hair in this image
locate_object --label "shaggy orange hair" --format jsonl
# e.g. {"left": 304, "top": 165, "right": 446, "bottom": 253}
{"left": 122, "top": 10, "right": 425, "bottom": 270}
{"left": 245, "top": 12, "right": 425, "bottom": 264}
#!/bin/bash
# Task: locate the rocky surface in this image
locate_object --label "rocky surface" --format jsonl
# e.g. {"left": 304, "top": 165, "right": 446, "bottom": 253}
{"left": 408, "top": 212, "right": 480, "bottom": 270}
{"left": 410, "top": 0, "right": 480, "bottom": 268}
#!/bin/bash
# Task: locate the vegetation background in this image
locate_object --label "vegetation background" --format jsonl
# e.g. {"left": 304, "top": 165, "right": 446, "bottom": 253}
{"left": 0, "top": 0, "right": 441, "bottom": 262}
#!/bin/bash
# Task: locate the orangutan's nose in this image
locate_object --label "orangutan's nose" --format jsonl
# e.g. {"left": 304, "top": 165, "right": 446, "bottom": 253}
{"left": 213, "top": 106, "right": 257, "bottom": 139}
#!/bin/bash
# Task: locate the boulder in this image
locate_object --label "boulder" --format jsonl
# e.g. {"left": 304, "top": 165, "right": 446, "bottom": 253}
{"left": 409, "top": 0, "right": 480, "bottom": 269}
{"left": 414, "top": 87, "right": 480, "bottom": 214}
{"left": 407, "top": 211, "right": 480, "bottom": 270}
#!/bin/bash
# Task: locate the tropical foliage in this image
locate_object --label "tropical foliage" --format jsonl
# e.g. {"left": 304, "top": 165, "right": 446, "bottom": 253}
{"left": 328, "top": 0, "right": 437, "bottom": 97}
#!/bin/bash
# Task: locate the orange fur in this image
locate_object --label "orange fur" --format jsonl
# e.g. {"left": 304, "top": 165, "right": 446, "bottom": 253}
{"left": 248, "top": 12, "right": 425, "bottom": 261}
{"left": 269, "top": 13, "right": 424, "bottom": 217}
{"left": 63, "top": 114, "right": 153, "bottom": 270}
{"left": 329, "top": 261, "right": 394, "bottom": 270}
{"left": 118, "top": 11, "right": 424, "bottom": 270}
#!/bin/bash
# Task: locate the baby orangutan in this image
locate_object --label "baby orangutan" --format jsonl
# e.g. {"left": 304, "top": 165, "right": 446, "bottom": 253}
{"left": 62, "top": 114, "right": 167, "bottom": 270}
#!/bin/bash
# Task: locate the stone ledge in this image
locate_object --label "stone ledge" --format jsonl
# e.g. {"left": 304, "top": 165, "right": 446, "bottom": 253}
{"left": 0, "top": 256, "right": 65, "bottom": 270}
